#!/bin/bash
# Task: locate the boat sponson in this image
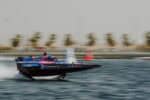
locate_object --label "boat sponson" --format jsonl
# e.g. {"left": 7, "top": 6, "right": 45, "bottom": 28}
{"left": 17, "top": 63, "right": 101, "bottom": 77}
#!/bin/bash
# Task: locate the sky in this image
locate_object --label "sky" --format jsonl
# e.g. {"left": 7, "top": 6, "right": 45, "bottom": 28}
{"left": 0, "top": 0, "right": 150, "bottom": 45}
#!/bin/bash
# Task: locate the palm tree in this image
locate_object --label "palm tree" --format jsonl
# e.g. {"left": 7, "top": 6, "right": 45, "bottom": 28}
{"left": 11, "top": 34, "right": 22, "bottom": 48}
{"left": 45, "top": 33, "right": 56, "bottom": 47}
{"left": 86, "top": 33, "right": 96, "bottom": 46}
{"left": 106, "top": 33, "right": 116, "bottom": 47}
{"left": 64, "top": 34, "right": 75, "bottom": 47}
{"left": 145, "top": 32, "right": 150, "bottom": 46}
{"left": 122, "top": 34, "right": 132, "bottom": 46}
{"left": 29, "top": 32, "right": 41, "bottom": 48}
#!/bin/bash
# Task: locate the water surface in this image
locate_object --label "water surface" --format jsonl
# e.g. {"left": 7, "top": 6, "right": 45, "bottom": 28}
{"left": 0, "top": 58, "right": 149, "bottom": 100}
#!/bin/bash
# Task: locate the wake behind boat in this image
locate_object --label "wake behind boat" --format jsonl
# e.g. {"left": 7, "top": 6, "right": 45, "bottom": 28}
{"left": 15, "top": 48, "right": 101, "bottom": 80}
{"left": 135, "top": 57, "right": 150, "bottom": 60}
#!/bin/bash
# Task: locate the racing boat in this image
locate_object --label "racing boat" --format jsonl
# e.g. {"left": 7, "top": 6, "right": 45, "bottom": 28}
{"left": 16, "top": 48, "right": 101, "bottom": 80}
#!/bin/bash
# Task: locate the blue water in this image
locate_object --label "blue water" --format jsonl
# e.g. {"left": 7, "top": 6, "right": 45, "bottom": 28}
{"left": 0, "top": 59, "right": 149, "bottom": 100}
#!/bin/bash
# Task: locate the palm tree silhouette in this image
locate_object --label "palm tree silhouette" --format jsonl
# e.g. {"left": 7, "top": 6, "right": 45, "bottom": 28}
{"left": 29, "top": 32, "right": 41, "bottom": 48}
{"left": 45, "top": 33, "right": 56, "bottom": 48}
{"left": 145, "top": 32, "right": 150, "bottom": 46}
{"left": 64, "top": 34, "right": 75, "bottom": 47}
{"left": 122, "top": 34, "right": 132, "bottom": 46}
{"left": 86, "top": 33, "right": 96, "bottom": 46}
{"left": 106, "top": 33, "right": 116, "bottom": 47}
{"left": 11, "top": 34, "right": 22, "bottom": 48}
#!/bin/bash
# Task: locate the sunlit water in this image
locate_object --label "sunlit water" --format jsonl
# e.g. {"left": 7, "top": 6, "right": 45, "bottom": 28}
{"left": 0, "top": 57, "right": 149, "bottom": 100}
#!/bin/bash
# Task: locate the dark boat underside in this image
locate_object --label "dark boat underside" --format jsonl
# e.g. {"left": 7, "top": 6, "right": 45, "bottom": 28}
{"left": 17, "top": 63, "right": 100, "bottom": 79}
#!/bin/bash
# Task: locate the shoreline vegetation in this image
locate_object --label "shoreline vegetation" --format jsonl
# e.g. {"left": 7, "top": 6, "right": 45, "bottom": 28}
{"left": 0, "top": 51, "right": 150, "bottom": 59}
{"left": 0, "top": 32, "right": 149, "bottom": 58}
{"left": 0, "top": 49, "right": 150, "bottom": 59}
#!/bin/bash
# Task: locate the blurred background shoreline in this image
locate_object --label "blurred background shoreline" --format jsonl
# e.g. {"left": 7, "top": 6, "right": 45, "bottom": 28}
{"left": 0, "top": 0, "right": 150, "bottom": 59}
{"left": 0, "top": 32, "right": 149, "bottom": 59}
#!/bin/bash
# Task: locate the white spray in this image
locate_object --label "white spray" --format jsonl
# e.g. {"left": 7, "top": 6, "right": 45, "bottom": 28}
{"left": 65, "top": 48, "right": 77, "bottom": 64}
{"left": 0, "top": 63, "right": 18, "bottom": 80}
{"left": 0, "top": 56, "right": 27, "bottom": 80}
